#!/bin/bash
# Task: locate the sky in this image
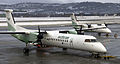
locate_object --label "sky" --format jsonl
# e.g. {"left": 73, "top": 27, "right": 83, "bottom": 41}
{"left": 0, "top": 0, "right": 120, "bottom": 4}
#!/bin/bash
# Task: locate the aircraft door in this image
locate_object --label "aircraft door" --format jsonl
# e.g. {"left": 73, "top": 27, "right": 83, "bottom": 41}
{"left": 70, "top": 38, "right": 74, "bottom": 48}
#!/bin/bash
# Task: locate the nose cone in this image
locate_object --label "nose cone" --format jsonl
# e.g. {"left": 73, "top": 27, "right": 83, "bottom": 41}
{"left": 106, "top": 28, "right": 112, "bottom": 33}
{"left": 100, "top": 28, "right": 112, "bottom": 33}
{"left": 93, "top": 43, "right": 107, "bottom": 53}
{"left": 96, "top": 28, "right": 112, "bottom": 33}
{"left": 99, "top": 45, "right": 107, "bottom": 53}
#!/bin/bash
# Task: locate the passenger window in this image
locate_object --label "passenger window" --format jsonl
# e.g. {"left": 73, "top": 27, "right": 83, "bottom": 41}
{"left": 85, "top": 39, "right": 90, "bottom": 42}
{"left": 67, "top": 40, "right": 68, "bottom": 42}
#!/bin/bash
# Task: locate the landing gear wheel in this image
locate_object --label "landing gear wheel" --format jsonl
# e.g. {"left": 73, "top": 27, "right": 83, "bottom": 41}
{"left": 106, "top": 33, "right": 109, "bottom": 37}
{"left": 104, "top": 57, "right": 109, "bottom": 60}
{"left": 94, "top": 54, "right": 100, "bottom": 58}
{"left": 63, "top": 48, "right": 67, "bottom": 53}
{"left": 63, "top": 48, "right": 67, "bottom": 51}
{"left": 23, "top": 47, "right": 30, "bottom": 56}
{"left": 91, "top": 53, "right": 100, "bottom": 58}
{"left": 98, "top": 33, "right": 101, "bottom": 36}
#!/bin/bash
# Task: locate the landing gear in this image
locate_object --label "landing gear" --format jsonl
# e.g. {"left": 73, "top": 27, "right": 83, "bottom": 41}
{"left": 63, "top": 48, "right": 67, "bottom": 51}
{"left": 23, "top": 47, "right": 30, "bottom": 56}
{"left": 104, "top": 56, "right": 109, "bottom": 60}
{"left": 91, "top": 53, "right": 100, "bottom": 58}
{"left": 63, "top": 48, "right": 67, "bottom": 52}
{"left": 105, "top": 33, "right": 109, "bottom": 37}
{"left": 23, "top": 43, "right": 30, "bottom": 56}
{"left": 94, "top": 54, "right": 100, "bottom": 58}
{"left": 98, "top": 33, "right": 101, "bottom": 36}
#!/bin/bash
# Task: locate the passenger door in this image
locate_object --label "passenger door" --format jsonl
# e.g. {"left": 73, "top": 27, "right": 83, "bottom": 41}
{"left": 70, "top": 38, "right": 74, "bottom": 48}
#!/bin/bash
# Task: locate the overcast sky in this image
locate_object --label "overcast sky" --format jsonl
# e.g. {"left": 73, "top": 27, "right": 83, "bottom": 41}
{"left": 0, "top": 0, "right": 120, "bottom": 4}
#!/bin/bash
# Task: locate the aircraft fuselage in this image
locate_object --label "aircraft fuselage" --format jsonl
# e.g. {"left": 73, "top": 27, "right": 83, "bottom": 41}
{"left": 11, "top": 31, "right": 107, "bottom": 53}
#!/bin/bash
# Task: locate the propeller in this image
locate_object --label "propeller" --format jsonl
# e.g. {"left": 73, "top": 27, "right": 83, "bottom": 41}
{"left": 104, "top": 23, "right": 108, "bottom": 27}
{"left": 37, "top": 26, "right": 43, "bottom": 47}
{"left": 87, "top": 24, "right": 91, "bottom": 28}
{"left": 75, "top": 25, "right": 84, "bottom": 35}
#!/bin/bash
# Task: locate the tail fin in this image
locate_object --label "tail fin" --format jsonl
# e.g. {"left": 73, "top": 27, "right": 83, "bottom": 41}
{"left": 4, "top": 9, "right": 16, "bottom": 31}
{"left": 70, "top": 13, "right": 79, "bottom": 29}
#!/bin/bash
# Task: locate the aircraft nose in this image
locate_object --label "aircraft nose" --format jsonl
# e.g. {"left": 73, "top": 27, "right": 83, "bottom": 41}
{"left": 94, "top": 43, "right": 107, "bottom": 53}
{"left": 99, "top": 45, "right": 107, "bottom": 53}
{"left": 106, "top": 28, "right": 112, "bottom": 33}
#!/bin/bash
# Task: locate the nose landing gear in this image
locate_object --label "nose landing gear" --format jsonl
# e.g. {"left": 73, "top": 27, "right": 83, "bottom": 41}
{"left": 23, "top": 47, "right": 30, "bottom": 56}
{"left": 91, "top": 53, "right": 101, "bottom": 58}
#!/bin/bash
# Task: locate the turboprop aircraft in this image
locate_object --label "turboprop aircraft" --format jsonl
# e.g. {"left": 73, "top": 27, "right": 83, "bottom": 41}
{"left": 0, "top": 9, "right": 107, "bottom": 57}
{"left": 71, "top": 13, "right": 112, "bottom": 36}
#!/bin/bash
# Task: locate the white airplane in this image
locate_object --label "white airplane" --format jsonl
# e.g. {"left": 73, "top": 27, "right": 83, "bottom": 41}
{"left": 71, "top": 13, "right": 112, "bottom": 36}
{"left": 0, "top": 9, "right": 107, "bottom": 57}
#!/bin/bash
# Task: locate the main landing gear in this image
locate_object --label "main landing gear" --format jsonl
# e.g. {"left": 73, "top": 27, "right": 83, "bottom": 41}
{"left": 98, "top": 33, "right": 101, "bottom": 36}
{"left": 63, "top": 48, "right": 67, "bottom": 51}
{"left": 98, "top": 33, "right": 110, "bottom": 37}
{"left": 23, "top": 43, "right": 30, "bottom": 56}
{"left": 105, "top": 33, "right": 109, "bottom": 37}
{"left": 23, "top": 47, "right": 30, "bottom": 56}
{"left": 62, "top": 48, "right": 67, "bottom": 53}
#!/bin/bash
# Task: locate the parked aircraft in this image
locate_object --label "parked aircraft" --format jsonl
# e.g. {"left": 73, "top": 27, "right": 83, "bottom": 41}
{"left": 71, "top": 13, "right": 112, "bottom": 36}
{"left": 0, "top": 9, "right": 107, "bottom": 57}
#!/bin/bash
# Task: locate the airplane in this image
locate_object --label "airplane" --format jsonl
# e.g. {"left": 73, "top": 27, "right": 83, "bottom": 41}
{"left": 71, "top": 13, "right": 112, "bottom": 36}
{"left": 0, "top": 9, "right": 107, "bottom": 57}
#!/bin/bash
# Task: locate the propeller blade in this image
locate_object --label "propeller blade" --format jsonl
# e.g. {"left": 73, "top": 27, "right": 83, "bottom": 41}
{"left": 79, "top": 25, "right": 83, "bottom": 34}
{"left": 80, "top": 25, "right": 82, "bottom": 31}
{"left": 37, "top": 26, "right": 44, "bottom": 47}
{"left": 104, "top": 23, "right": 108, "bottom": 27}
{"left": 75, "top": 25, "right": 84, "bottom": 35}
{"left": 88, "top": 24, "right": 91, "bottom": 28}
{"left": 38, "top": 26, "right": 40, "bottom": 34}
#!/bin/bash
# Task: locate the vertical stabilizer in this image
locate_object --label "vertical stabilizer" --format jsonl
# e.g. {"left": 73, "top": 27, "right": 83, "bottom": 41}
{"left": 4, "top": 9, "right": 16, "bottom": 31}
{"left": 70, "top": 13, "right": 79, "bottom": 29}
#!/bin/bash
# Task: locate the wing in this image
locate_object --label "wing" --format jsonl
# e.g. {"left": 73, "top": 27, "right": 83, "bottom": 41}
{"left": 0, "top": 31, "right": 26, "bottom": 34}
{"left": 0, "top": 30, "right": 47, "bottom": 34}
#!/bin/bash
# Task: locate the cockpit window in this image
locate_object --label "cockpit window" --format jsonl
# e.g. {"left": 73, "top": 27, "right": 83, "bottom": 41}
{"left": 85, "top": 39, "right": 97, "bottom": 42}
{"left": 91, "top": 39, "right": 97, "bottom": 42}
{"left": 97, "top": 24, "right": 102, "bottom": 26}
{"left": 85, "top": 39, "right": 90, "bottom": 42}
